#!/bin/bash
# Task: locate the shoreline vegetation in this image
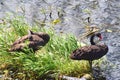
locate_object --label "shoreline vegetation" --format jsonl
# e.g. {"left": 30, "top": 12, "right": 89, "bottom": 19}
{"left": 0, "top": 17, "right": 106, "bottom": 80}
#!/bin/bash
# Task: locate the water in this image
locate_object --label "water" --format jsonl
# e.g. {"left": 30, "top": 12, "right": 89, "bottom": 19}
{"left": 0, "top": 0, "right": 120, "bottom": 80}
{"left": 103, "top": 32, "right": 120, "bottom": 80}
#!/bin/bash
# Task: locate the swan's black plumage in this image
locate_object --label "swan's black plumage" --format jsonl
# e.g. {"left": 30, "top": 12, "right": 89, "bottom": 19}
{"left": 70, "top": 33, "right": 108, "bottom": 71}
{"left": 9, "top": 30, "right": 50, "bottom": 52}
{"left": 70, "top": 44, "right": 108, "bottom": 60}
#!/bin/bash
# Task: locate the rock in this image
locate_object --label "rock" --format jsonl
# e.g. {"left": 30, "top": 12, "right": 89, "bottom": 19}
{"left": 82, "top": 74, "right": 92, "bottom": 80}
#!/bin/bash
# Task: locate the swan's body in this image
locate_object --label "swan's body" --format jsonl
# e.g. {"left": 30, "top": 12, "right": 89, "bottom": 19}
{"left": 70, "top": 44, "right": 108, "bottom": 60}
{"left": 70, "top": 33, "right": 108, "bottom": 72}
{"left": 9, "top": 30, "right": 50, "bottom": 52}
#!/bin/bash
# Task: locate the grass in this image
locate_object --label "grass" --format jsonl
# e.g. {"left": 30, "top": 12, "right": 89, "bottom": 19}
{"left": 0, "top": 17, "right": 106, "bottom": 80}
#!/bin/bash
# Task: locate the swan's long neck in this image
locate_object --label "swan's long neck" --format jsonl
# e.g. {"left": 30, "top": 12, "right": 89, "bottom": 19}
{"left": 90, "top": 34, "right": 96, "bottom": 45}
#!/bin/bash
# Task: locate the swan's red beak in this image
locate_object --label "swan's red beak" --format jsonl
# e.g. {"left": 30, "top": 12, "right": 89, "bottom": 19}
{"left": 99, "top": 35, "right": 102, "bottom": 40}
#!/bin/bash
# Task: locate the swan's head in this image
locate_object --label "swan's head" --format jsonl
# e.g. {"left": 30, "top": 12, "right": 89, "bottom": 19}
{"left": 28, "top": 30, "right": 50, "bottom": 43}
{"left": 90, "top": 33, "right": 103, "bottom": 45}
{"left": 96, "top": 33, "right": 102, "bottom": 40}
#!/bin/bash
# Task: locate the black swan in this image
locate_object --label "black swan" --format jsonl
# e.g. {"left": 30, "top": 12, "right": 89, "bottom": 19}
{"left": 70, "top": 33, "right": 108, "bottom": 71}
{"left": 9, "top": 30, "right": 50, "bottom": 52}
